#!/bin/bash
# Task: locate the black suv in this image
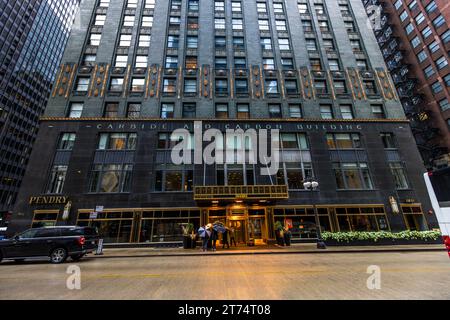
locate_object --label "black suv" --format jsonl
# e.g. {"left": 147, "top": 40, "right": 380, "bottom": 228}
{"left": 0, "top": 226, "right": 99, "bottom": 264}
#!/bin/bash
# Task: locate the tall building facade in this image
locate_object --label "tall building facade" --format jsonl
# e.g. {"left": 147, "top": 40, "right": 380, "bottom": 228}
{"left": 364, "top": 0, "right": 450, "bottom": 169}
{"left": 0, "top": 0, "right": 80, "bottom": 224}
{"left": 10, "top": 0, "right": 438, "bottom": 244}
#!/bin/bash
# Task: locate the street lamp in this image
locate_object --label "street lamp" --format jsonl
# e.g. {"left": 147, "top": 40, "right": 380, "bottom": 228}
{"left": 303, "top": 178, "right": 327, "bottom": 249}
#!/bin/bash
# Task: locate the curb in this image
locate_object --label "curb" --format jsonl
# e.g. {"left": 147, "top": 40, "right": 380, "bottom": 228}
{"left": 88, "top": 247, "right": 446, "bottom": 260}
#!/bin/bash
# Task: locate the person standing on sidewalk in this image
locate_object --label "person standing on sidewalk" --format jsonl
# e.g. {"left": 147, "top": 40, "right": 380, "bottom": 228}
{"left": 222, "top": 228, "right": 230, "bottom": 249}
{"left": 230, "top": 226, "right": 237, "bottom": 247}
{"left": 210, "top": 227, "right": 219, "bottom": 251}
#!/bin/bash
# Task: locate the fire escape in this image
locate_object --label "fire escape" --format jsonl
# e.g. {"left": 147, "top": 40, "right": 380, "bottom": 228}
{"left": 368, "top": 2, "right": 447, "bottom": 167}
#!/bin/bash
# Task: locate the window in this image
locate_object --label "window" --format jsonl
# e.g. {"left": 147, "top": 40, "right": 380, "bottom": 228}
{"left": 182, "top": 103, "right": 196, "bottom": 118}
{"left": 127, "top": 103, "right": 141, "bottom": 118}
{"left": 380, "top": 133, "right": 396, "bottom": 149}
{"left": 315, "top": 80, "right": 328, "bottom": 94}
{"left": 410, "top": 36, "right": 420, "bottom": 48}
{"left": 277, "top": 133, "right": 313, "bottom": 190}
{"left": 424, "top": 65, "right": 435, "bottom": 78}
{"left": 215, "top": 0, "right": 225, "bottom": 11}
{"left": 58, "top": 133, "right": 76, "bottom": 150}
{"left": 215, "top": 57, "right": 227, "bottom": 69}
{"left": 235, "top": 79, "right": 248, "bottom": 94}
{"left": 46, "top": 166, "right": 68, "bottom": 194}
{"left": 167, "top": 35, "right": 179, "bottom": 48}
{"left": 237, "top": 104, "right": 250, "bottom": 119}
{"left": 439, "top": 99, "right": 450, "bottom": 112}
{"left": 320, "top": 105, "right": 333, "bottom": 119}
{"left": 119, "top": 34, "right": 132, "bottom": 47}
{"left": 131, "top": 78, "right": 145, "bottom": 92}
{"left": 184, "top": 79, "right": 197, "bottom": 94}
{"left": 89, "top": 33, "right": 101, "bottom": 46}
{"left": 215, "top": 18, "right": 226, "bottom": 30}
{"left": 394, "top": 0, "right": 403, "bottom": 10}
{"left": 123, "top": 15, "right": 135, "bottom": 27}
{"left": 68, "top": 103, "right": 83, "bottom": 118}
{"left": 405, "top": 23, "right": 414, "bottom": 35}
{"left": 115, "top": 55, "right": 128, "bottom": 67}
{"left": 185, "top": 56, "right": 197, "bottom": 69}
{"left": 364, "top": 80, "right": 377, "bottom": 95}
{"left": 426, "top": 1, "right": 437, "bottom": 14}
{"left": 371, "top": 104, "right": 385, "bottom": 118}
{"left": 258, "top": 19, "right": 270, "bottom": 31}
{"left": 281, "top": 58, "right": 294, "bottom": 70}
{"left": 302, "top": 20, "right": 313, "bottom": 32}
{"left": 263, "top": 58, "right": 275, "bottom": 70}
{"left": 310, "top": 58, "right": 321, "bottom": 71}
{"left": 135, "top": 56, "right": 148, "bottom": 68}
{"left": 233, "top": 37, "right": 245, "bottom": 50}
{"left": 389, "top": 162, "right": 410, "bottom": 189}
{"left": 163, "top": 78, "right": 177, "bottom": 94}
{"left": 232, "top": 1, "right": 242, "bottom": 12}
{"left": 431, "top": 81, "right": 443, "bottom": 93}
{"left": 356, "top": 59, "right": 368, "bottom": 70}
{"left": 82, "top": 54, "right": 96, "bottom": 67}
{"left": 104, "top": 102, "right": 119, "bottom": 118}
{"left": 215, "top": 79, "right": 228, "bottom": 95}
{"left": 415, "top": 13, "right": 425, "bottom": 25}
{"left": 216, "top": 104, "right": 228, "bottom": 119}
{"left": 268, "top": 104, "right": 282, "bottom": 118}
{"left": 399, "top": 11, "right": 408, "bottom": 22}
{"left": 94, "top": 14, "right": 106, "bottom": 26}
{"left": 89, "top": 164, "right": 133, "bottom": 193}
{"left": 99, "top": 0, "right": 110, "bottom": 7}
{"left": 278, "top": 38, "right": 290, "bottom": 51}
{"left": 436, "top": 56, "right": 448, "bottom": 70}
{"left": 257, "top": 2, "right": 267, "bottom": 13}
{"left": 315, "top": 4, "right": 325, "bottom": 15}
{"left": 109, "top": 78, "right": 124, "bottom": 92}
{"left": 329, "top": 59, "right": 340, "bottom": 71}
{"left": 340, "top": 105, "right": 353, "bottom": 119}
{"left": 422, "top": 26, "right": 432, "bottom": 39}
{"left": 333, "top": 162, "right": 373, "bottom": 190}
{"left": 142, "top": 16, "right": 153, "bottom": 28}
{"left": 144, "top": 0, "right": 155, "bottom": 9}
{"left": 260, "top": 38, "right": 272, "bottom": 51}
{"left": 345, "top": 21, "right": 355, "bottom": 32}
{"left": 276, "top": 20, "right": 287, "bottom": 32}
{"left": 75, "top": 78, "right": 90, "bottom": 92}
{"left": 169, "top": 16, "right": 181, "bottom": 26}
{"left": 441, "top": 30, "right": 450, "bottom": 44}
{"left": 298, "top": 3, "right": 308, "bottom": 14}
{"left": 127, "top": 0, "right": 138, "bottom": 8}
{"left": 161, "top": 103, "right": 175, "bottom": 118}
{"left": 155, "top": 165, "right": 194, "bottom": 192}
{"left": 407, "top": 0, "right": 417, "bottom": 10}
{"left": 306, "top": 39, "right": 317, "bottom": 51}
{"left": 285, "top": 80, "right": 298, "bottom": 95}
{"left": 324, "top": 39, "right": 336, "bottom": 51}
{"left": 139, "top": 35, "right": 151, "bottom": 47}
{"left": 186, "top": 36, "right": 198, "bottom": 49}
{"left": 289, "top": 104, "right": 302, "bottom": 118}
{"left": 265, "top": 79, "right": 279, "bottom": 94}
{"left": 165, "top": 56, "right": 178, "bottom": 68}
{"left": 171, "top": 0, "right": 182, "bottom": 10}
{"left": 273, "top": 3, "right": 284, "bottom": 14}
{"left": 417, "top": 50, "right": 427, "bottom": 63}
{"left": 428, "top": 40, "right": 440, "bottom": 53}
{"left": 444, "top": 74, "right": 450, "bottom": 86}
{"left": 433, "top": 15, "right": 446, "bottom": 29}
{"left": 234, "top": 57, "right": 246, "bottom": 69}
{"left": 188, "top": 0, "right": 199, "bottom": 12}
{"left": 334, "top": 80, "right": 347, "bottom": 94}
{"left": 215, "top": 36, "right": 226, "bottom": 49}
{"left": 232, "top": 19, "right": 243, "bottom": 31}
{"left": 327, "top": 133, "right": 361, "bottom": 149}
{"left": 318, "top": 20, "right": 329, "bottom": 32}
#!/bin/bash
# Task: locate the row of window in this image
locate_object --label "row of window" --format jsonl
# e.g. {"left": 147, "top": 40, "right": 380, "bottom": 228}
{"left": 66, "top": 100, "right": 387, "bottom": 120}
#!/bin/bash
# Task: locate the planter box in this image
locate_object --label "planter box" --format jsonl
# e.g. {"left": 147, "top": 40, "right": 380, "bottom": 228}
{"left": 325, "top": 238, "right": 442, "bottom": 246}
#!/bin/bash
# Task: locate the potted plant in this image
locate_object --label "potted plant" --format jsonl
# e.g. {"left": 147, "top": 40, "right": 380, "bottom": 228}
{"left": 181, "top": 223, "right": 194, "bottom": 249}
{"left": 274, "top": 221, "right": 285, "bottom": 246}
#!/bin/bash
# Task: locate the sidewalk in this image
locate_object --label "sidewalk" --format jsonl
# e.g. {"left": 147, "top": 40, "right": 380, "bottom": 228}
{"left": 92, "top": 243, "right": 446, "bottom": 259}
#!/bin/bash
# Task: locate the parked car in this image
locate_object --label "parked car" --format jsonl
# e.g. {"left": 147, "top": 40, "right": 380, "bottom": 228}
{"left": 0, "top": 226, "right": 99, "bottom": 264}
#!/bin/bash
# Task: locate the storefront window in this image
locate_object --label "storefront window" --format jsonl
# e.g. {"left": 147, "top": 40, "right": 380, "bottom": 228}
{"left": 89, "top": 164, "right": 133, "bottom": 193}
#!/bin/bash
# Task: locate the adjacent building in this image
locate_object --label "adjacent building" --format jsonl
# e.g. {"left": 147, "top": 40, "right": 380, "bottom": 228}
{"left": 364, "top": 0, "right": 450, "bottom": 169}
{"left": 10, "top": 0, "right": 438, "bottom": 244}
{"left": 0, "top": 0, "right": 81, "bottom": 227}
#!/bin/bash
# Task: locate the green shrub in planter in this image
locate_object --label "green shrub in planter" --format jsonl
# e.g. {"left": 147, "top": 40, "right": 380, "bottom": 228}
{"left": 322, "top": 231, "right": 441, "bottom": 243}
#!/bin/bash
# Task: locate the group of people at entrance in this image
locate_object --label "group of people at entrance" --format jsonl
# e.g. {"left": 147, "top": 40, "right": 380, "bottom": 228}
{"left": 198, "top": 223, "right": 237, "bottom": 252}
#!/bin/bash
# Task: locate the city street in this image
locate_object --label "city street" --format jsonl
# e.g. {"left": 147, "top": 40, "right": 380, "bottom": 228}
{"left": 1, "top": 251, "right": 449, "bottom": 300}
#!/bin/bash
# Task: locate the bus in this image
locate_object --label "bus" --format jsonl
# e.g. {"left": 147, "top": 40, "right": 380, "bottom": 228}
{"left": 424, "top": 167, "right": 450, "bottom": 257}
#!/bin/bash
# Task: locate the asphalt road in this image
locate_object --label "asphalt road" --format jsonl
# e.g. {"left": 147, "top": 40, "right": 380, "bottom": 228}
{"left": 1, "top": 251, "right": 449, "bottom": 300}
